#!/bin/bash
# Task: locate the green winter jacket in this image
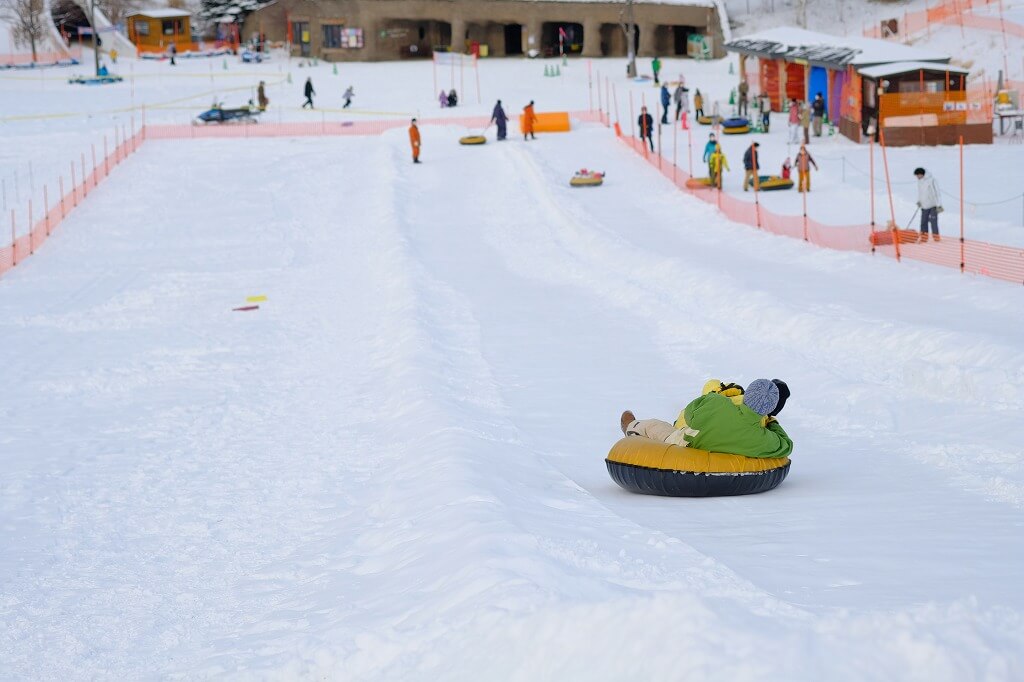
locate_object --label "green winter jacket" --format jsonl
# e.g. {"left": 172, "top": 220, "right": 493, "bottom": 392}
{"left": 673, "top": 392, "right": 793, "bottom": 459}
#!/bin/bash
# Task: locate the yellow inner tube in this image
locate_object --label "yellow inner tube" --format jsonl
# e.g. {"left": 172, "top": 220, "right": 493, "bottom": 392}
{"left": 459, "top": 135, "right": 487, "bottom": 145}
{"left": 722, "top": 125, "right": 750, "bottom": 134}
{"left": 570, "top": 175, "right": 603, "bottom": 186}
{"left": 607, "top": 437, "right": 789, "bottom": 474}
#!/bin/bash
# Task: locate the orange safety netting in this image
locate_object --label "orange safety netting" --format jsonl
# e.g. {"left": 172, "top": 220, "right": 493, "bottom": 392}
{"left": 0, "top": 112, "right": 606, "bottom": 280}
{"left": 613, "top": 125, "right": 1023, "bottom": 285}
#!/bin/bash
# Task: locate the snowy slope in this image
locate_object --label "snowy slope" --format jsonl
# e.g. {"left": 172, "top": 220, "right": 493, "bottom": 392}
{"left": 1, "top": 125, "right": 1022, "bottom": 679}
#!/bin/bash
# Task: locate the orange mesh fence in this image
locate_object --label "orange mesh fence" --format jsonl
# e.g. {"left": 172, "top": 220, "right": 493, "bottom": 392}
{"left": 1, "top": 113, "right": 603, "bottom": 280}
{"left": 1, "top": 128, "right": 142, "bottom": 280}
{"left": 615, "top": 125, "right": 1024, "bottom": 284}
{"left": 2, "top": 46, "right": 82, "bottom": 66}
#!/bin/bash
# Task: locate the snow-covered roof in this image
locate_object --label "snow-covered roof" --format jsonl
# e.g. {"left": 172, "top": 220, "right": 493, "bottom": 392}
{"left": 126, "top": 9, "right": 191, "bottom": 19}
{"left": 726, "top": 27, "right": 950, "bottom": 70}
{"left": 857, "top": 61, "right": 969, "bottom": 79}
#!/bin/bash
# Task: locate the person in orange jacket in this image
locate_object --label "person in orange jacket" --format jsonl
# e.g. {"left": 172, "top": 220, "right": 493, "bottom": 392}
{"left": 409, "top": 118, "right": 421, "bottom": 164}
{"left": 523, "top": 100, "right": 537, "bottom": 140}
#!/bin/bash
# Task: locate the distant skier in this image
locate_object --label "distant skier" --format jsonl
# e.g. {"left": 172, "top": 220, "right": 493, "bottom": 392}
{"left": 522, "top": 100, "right": 537, "bottom": 140}
{"left": 409, "top": 118, "right": 421, "bottom": 164}
{"left": 490, "top": 100, "right": 508, "bottom": 141}
{"left": 660, "top": 84, "right": 671, "bottom": 124}
{"left": 303, "top": 77, "right": 316, "bottom": 109}
{"left": 343, "top": 85, "right": 354, "bottom": 108}
{"left": 448, "top": 89, "right": 458, "bottom": 107}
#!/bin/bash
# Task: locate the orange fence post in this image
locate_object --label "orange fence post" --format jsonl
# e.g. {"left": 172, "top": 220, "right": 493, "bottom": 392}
{"left": 751, "top": 143, "right": 761, "bottom": 228}
{"left": 81, "top": 154, "right": 87, "bottom": 197}
{"left": 687, "top": 125, "right": 693, "bottom": 177}
{"left": 959, "top": 135, "right": 965, "bottom": 272}
{"left": 879, "top": 130, "right": 901, "bottom": 261}
{"left": 59, "top": 176, "right": 65, "bottom": 219}
{"left": 43, "top": 185, "right": 49, "bottom": 236}
{"left": 28, "top": 201, "right": 33, "bottom": 254}
{"left": 629, "top": 90, "right": 636, "bottom": 141}
{"left": 613, "top": 82, "right": 620, "bottom": 132}
{"left": 104, "top": 136, "right": 109, "bottom": 177}
{"left": 672, "top": 111, "right": 678, "bottom": 184}
{"left": 802, "top": 183, "right": 809, "bottom": 241}
{"left": 656, "top": 107, "right": 662, "bottom": 170}
{"left": 869, "top": 137, "right": 876, "bottom": 233}
{"left": 71, "top": 163, "right": 77, "bottom": 207}
{"left": 10, "top": 210, "right": 15, "bottom": 266}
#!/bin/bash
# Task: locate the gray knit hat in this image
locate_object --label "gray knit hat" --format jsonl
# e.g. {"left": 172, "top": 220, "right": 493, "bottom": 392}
{"left": 743, "top": 378, "right": 780, "bottom": 416}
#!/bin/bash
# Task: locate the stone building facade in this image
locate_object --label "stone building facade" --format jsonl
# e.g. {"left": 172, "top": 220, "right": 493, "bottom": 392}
{"left": 244, "top": 0, "right": 726, "bottom": 62}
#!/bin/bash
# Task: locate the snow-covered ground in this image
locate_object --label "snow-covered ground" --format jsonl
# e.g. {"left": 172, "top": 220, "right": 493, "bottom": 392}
{"left": 2, "top": 4, "right": 1024, "bottom": 679}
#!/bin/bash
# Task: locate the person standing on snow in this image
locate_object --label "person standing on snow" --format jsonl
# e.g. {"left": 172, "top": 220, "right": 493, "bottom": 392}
{"left": 694, "top": 88, "right": 704, "bottom": 119}
{"left": 914, "top": 167, "right": 943, "bottom": 241}
{"left": 759, "top": 93, "right": 771, "bottom": 132}
{"left": 620, "top": 378, "right": 793, "bottom": 460}
{"left": 709, "top": 143, "right": 729, "bottom": 189}
{"left": 702, "top": 132, "right": 717, "bottom": 177}
{"left": 302, "top": 77, "right": 316, "bottom": 109}
{"left": 660, "top": 84, "right": 671, "bottom": 124}
{"left": 652, "top": 56, "right": 662, "bottom": 84}
{"left": 490, "top": 100, "right": 508, "bottom": 140}
{"left": 522, "top": 100, "right": 537, "bottom": 140}
{"left": 811, "top": 92, "right": 826, "bottom": 137}
{"left": 343, "top": 85, "right": 354, "bottom": 108}
{"left": 738, "top": 78, "right": 749, "bottom": 117}
{"left": 795, "top": 144, "right": 818, "bottom": 193}
{"left": 672, "top": 83, "right": 684, "bottom": 121}
{"left": 788, "top": 99, "right": 800, "bottom": 144}
{"left": 409, "top": 118, "right": 421, "bottom": 164}
{"left": 257, "top": 81, "right": 268, "bottom": 111}
{"left": 742, "top": 141, "right": 761, "bottom": 192}
{"left": 439, "top": 90, "right": 448, "bottom": 108}
{"left": 637, "top": 105, "right": 654, "bottom": 152}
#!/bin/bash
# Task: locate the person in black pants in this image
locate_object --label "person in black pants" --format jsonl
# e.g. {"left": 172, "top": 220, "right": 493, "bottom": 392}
{"left": 638, "top": 105, "right": 654, "bottom": 152}
{"left": 302, "top": 77, "right": 316, "bottom": 109}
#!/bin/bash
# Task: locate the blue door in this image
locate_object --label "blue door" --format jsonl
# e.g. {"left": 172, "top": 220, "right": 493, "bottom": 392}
{"left": 809, "top": 66, "right": 828, "bottom": 112}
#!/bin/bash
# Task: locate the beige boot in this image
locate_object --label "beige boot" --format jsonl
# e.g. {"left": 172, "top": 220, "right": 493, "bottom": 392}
{"left": 620, "top": 410, "right": 636, "bottom": 436}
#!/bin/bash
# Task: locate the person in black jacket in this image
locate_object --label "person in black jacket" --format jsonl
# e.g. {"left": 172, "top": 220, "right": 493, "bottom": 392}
{"left": 303, "top": 77, "right": 316, "bottom": 109}
{"left": 811, "top": 92, "right": 825, "bottom": 136}
{"left": 742, "top": 142, "right": 761, "bottom": 191}
{"left": 490, "top": 100, "right": 508, "bottom": 140}
{"left": 638, "top": 105, "right": 654, "bottom": 152}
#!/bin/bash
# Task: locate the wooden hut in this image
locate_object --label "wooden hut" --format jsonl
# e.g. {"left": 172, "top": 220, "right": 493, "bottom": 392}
{"left": 126, "top": 9, "right": 193, "bottom": 53}
{"left": 724, "top": 28, "right": 986, "bottom": 145}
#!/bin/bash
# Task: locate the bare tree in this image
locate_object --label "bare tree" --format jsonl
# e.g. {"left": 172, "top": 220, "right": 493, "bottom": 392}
{"left": 619, "top": 0, "right": 636, "bottom": 78}
{"left": 96, "top": 0, "right": 141, "bottom": 28}
{"left": 1, "top": 0, "right": 47, "bottom": 61}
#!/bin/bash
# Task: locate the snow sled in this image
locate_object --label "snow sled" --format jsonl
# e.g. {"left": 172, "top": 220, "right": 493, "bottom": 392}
{"left": 459, "top": 135, "right": 487, "bottom": 145}
{"left": 722, "top": 117, "right": 751, "bottom": 134}
{"left": 746, "top": 175, "right": 794, "bottom": 191}
{"left": 697, "top": 115, "right": 722, "bottom": 126}
{"left": 685, "top": 177, "right": 714, "bottom": 190}
{"left": 870, "top": 228, "right": 928, "bottom": 246}
{"left": 570, "top": 169, "right": 605, "bottom": 187}
{"left": 240, "top": 50, "right": 267, "bottom": 63}
{"left": 195, "top": 105, "right": 261, "bottom": 124}
{"left": 606, "top": 437, "right": 791, "bottom": 497}
{"left": 68, "top": 74, "right": 123, "bottom": 85}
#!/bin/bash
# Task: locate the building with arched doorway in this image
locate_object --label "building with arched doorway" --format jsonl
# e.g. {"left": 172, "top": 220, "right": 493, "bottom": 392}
{"left": 243, "top": 0, "right": 727, "bottom": 62}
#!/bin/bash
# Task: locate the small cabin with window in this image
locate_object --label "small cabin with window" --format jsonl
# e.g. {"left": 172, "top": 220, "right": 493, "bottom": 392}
{"left": 724, "top": 27, "right": 989, "bottom": 145}
{"left": 126, "top": 9, "right": 193, "bottom": 53}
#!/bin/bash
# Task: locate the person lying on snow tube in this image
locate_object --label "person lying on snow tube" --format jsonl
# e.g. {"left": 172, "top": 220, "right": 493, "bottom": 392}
{"left": 620, "top": 378, "right": 792, "bottom": 459}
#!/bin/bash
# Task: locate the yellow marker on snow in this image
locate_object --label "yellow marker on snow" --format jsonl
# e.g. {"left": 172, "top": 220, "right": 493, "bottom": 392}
{"left": 246, "top": 295, "right": 267, "bottom": 302}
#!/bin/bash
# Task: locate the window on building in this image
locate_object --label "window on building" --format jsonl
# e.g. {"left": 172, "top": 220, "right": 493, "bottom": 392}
{"left": 135, "top": 20, "right": 150, "bottom": 37}
{"left": 323, "top": 24, "right": 344, "bottom": 48}
{"left": 162, "top": 19, "right": 184, "bottom": 36}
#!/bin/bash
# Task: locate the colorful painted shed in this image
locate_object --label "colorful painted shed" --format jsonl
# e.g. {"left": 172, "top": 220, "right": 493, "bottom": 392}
{"left": 724, "top": 27, "right": 973, "bottom": 144}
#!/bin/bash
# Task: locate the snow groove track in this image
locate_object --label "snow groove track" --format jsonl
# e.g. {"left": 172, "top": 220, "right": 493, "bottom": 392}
{"left": 0, "top": 129, "right": 1022, "bottom": 680}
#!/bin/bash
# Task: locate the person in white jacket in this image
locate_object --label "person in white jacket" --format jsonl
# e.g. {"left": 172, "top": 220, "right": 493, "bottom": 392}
{"left": 914, "top": 167, "right": 943, "bottom": 241}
